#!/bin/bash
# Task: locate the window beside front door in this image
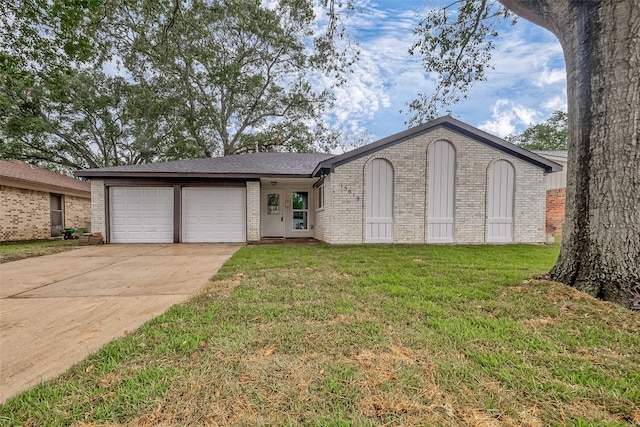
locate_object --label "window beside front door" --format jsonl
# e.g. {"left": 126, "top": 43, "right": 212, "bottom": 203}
{"left": 292, "top": 191, "right": 308, "bottom": 230}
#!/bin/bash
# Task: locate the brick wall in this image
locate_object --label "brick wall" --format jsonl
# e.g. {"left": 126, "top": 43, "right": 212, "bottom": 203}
{"left": 320, "top": 128, "right": 547, "bottom": 244}
{"left": 246, "top": 181, "right": 261, "bottom": 241}
{"left": 0, "top": 185, "right": 50, "bottom": 241}
{"left": 546, "top": 188, "right": 566, "bottom": 237}
{"left": 90, "top": 180, "right": 106, "bottom": 239}
{"left": 313, "top": 176, "right": 331, "bottom": 242}
{"left": 64, "top": 194, "right": 91, "bottom": 231}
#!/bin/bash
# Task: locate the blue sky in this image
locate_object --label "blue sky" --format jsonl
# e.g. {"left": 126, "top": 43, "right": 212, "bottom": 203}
{"left": 326, "top": 0, "right": 567, "bottom": 146}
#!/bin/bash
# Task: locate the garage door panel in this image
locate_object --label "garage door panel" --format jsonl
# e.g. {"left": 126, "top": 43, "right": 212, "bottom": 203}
{"left": 110, "top": 187, "right": 174, "bottom": 243}
{"left": 182, "top": 188, "right": 246, "bottom": 242}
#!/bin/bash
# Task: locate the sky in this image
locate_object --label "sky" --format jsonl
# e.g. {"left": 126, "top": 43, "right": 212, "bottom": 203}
{"left": 326, "top": 0, "right": 567, "bottom": 146}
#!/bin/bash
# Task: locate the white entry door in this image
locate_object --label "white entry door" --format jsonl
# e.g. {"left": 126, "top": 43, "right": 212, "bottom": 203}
{"left": 427, "top": 140, "right": 456, "bottom": 243}
{"left": 487, "top": 160, "right": 515, "bottom": 242}
{"left": 110, "top": 187, "right": 173, "bottom": 243}
{"left": 262, "top": 190, "right": 285, "bottom": 237}
{"left": 182, "top": 187, "right": 246, "bottom": 242}
{"left": 365, "top": 158, "right": 394, "bottom": 243}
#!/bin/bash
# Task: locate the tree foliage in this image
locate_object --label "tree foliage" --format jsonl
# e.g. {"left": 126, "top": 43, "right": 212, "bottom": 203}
{"left": 1, "top": 0, "right": 351, "bottom": 168}
{"left": 407, "top": 0, "right": 515, "bottom": 125}
{"left": 506, "top": 110, "right": 567, "bottom": 151}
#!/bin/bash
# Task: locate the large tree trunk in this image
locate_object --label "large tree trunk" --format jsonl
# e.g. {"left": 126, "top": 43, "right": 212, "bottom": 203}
{"left": 500, "top": 0, "right": 640, "bottom": 308}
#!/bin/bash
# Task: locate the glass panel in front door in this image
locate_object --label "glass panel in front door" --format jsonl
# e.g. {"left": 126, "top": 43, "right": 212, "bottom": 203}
{"left": 267, "top": 193, "right": 280, "bottom": 215}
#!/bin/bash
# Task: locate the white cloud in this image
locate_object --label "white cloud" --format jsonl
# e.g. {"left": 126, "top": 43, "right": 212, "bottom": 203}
{"left": 543, "top": 94, "right": 567, "bottom": 111}
{"left": 537, "top": 67, "right": 566, "bottom": 86}
{"left": 478, "top": 100, "right": 541, "bottom": 137}
{"left": 317, "top": 1, "right": 567, "bottom": 140}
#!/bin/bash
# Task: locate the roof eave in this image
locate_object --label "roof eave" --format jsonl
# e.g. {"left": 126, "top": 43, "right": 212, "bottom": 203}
{"left": 438, "top": 120, "right": 564, "bottom": 173}
{"left": 75, "top": 171, "right": 315, "bottom": 179}
{"left": 0, "top": 176, "right": 91, "bottom": 196}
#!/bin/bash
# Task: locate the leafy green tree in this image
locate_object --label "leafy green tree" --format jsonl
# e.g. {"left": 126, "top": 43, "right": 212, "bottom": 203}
{"left": 506, "top": 110, "right": 567, "bottom": 151}
{"left": 2, "top": 0, "right": 349, "bottom": 167}
{"left": 0, "top": 67, "right": 185, "bottom": 169}
{"left": 0, "top": 0, "right": 104, "bottom": 168}
{"left": 411, "top": 0, "right": 639, "bottom": 308}
{"left": 102, "top": 0, "right": 343, "bottom": 156}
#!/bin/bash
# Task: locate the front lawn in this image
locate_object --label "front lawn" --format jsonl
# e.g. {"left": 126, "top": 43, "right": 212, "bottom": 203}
{"left": 2, "top": 244, "right": 638, "bottom": 426}
{"left": 0, "top": 239, "right": 79, "bottom": 263}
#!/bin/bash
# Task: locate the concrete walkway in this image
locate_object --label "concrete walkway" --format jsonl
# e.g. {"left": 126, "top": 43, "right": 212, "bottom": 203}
{"left": 0, "top": 243, "right": 242, "bottom": 402}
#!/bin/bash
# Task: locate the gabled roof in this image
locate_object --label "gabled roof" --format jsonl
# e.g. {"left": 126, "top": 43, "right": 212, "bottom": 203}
{"left": 75, "top": 152, "right": 336, "bottom": 179}
{"left": 0, "top": 160, "right": 91, "bottom": 196}
{"left": 313, "top": 116, "right": 563, "bottom": 176}
{"left": 75, "top": 117, "right": 562, "bottom": 180}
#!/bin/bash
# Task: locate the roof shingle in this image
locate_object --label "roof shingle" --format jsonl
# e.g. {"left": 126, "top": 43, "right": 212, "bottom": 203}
{"left": 0, "top": 160, "right": 91, "bottom": 195}
{"left": 76, "top": 152, "right": 336, "bottom": 178}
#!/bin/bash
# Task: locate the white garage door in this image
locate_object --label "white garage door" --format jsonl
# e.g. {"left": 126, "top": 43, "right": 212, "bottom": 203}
{"left": 110, "top": 187, "right": 174, "bottom": 243}
{"left": 182, "top": 187, "right": 246, "bottom": 242}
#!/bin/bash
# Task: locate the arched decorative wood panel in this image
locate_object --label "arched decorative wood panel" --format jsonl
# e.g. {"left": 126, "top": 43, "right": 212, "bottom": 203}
{"left": 365, "top": 158, "right": 394, "bottom": 243}
{"left": 487, "top": 160, "right": 515, "bottom": 242}
{"left": 427, "top": 140, "right": 456, "bottom": 243}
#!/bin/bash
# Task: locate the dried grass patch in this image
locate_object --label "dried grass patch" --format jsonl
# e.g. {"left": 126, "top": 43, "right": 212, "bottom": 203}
{"left": 125, "top": 352, "right": 337, "bottom": 426}
{"left": 199, "top": 273, "right": 245, "bottom": 299}
{"left": 522, "top": 316, "right": 554, "bottom": 328}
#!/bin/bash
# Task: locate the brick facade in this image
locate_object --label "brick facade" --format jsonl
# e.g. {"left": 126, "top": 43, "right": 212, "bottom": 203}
{"left": 90, "top": 179, "right": 106, "bottom": 238}
{"left": 318, "top": 128, "right": 547, "bottom": 244}
{"left": 313, "top": 177, "right": 332, "bottom": 243}
{"left": 64, "top": 194, "right": 92, "bottom": 231}
{"left": 0, "top": 186, "right": 50, "bottom": 241}
{"left": 0, "top": 185, "right": 91, "bottom": 242}
{"left": 246, "top": 181, "right": 261, "bottom": 241}
{"left": 545, "top": 188, "right": 566, "bottom": 237}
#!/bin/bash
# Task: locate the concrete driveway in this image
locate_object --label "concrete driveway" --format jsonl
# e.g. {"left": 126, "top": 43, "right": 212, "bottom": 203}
{"left": 0, "top": 243, "right": 242, "bottom": 402}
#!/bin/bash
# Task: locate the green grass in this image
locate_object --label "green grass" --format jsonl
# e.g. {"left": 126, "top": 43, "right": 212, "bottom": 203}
{"left": 0, "top": 239, "right": 78, "bottom": 263}
{"left": 1, "top": 244, "right": 638, "bottom": 426}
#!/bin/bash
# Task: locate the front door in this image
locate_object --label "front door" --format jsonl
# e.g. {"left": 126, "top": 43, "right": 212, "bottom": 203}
{"left": 262, "top": 190, "right": 285, "bottom": 237}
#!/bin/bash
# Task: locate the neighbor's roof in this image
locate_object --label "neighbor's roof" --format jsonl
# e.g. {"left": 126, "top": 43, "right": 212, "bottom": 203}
{"left": 0, "top": 160, "right": 91, "bottom": 195}
{"left": 314, "top": 116, "right": 563, "bottom": 175}
{"left": 75, "top": 152, "right": 336, "bottom": 179}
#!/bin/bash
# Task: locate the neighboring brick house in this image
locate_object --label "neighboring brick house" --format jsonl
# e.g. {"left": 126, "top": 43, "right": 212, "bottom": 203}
{"left": 0, "top": 160, "right": 91, "bottom": 242}
{"left": 534, "top": 151, "right": 568, "bottom": 237}
{"left": 77, "top": 116, "right": 562, "bottom": 244}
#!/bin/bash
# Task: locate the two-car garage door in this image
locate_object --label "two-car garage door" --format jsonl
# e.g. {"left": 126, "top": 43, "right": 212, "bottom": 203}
{"left": 110, "top": 187, "right": 245, "bottom": 243}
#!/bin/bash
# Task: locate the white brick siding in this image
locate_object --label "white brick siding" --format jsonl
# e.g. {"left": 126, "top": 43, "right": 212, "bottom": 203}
{"left": 90, "top": 179, "right": 106, "bottom": 239}
{"left": 246, "top": 181, "right": 260, "bottom": 241}
{"left": 319, "top": 128, "right": 546, "bottom": 244}
{"left": 313, "top": 176, "right": 331, "bottom": 242}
